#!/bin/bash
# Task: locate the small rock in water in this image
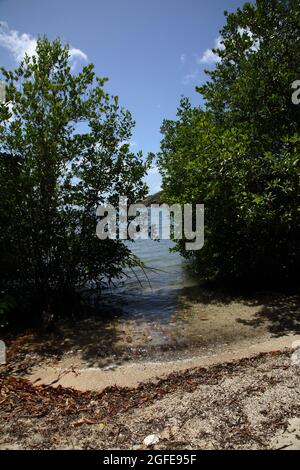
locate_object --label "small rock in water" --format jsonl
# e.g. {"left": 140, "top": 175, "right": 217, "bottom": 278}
{"left": 143, "top": 434, "right": 160, "bottom": 446}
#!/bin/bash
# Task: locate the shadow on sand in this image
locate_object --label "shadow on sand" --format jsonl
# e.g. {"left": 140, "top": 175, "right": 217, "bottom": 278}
{"left": 4, "top": 285, "right": 300, "bottom": 377}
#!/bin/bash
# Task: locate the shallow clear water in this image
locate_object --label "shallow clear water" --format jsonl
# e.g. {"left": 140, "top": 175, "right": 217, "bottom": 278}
{"left": 52, "top": 239, "right": 272, "bottom": 366}
{"left": 102, "top": 239, "right": 199, "bottom": 322}
{"left": 60, "top": 239, "right": 206, "bottom": 365}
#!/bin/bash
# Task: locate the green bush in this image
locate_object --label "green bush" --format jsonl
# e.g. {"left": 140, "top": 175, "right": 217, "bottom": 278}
{"left": 0, "top": 38, "right": 148, "bottom": 319}
{"left": 158, "top": 0, "right": 300, "bottom": 284}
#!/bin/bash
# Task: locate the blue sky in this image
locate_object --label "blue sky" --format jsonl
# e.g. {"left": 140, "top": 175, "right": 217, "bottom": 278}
{"left": 0, "top": 0, "right": 246, "bottom": 193}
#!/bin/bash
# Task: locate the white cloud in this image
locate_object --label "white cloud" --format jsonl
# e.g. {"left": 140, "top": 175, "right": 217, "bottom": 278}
{"left": 198, "top": 36, "right": 224, "bottom": 64}
{"left": 0, "top": 21, "right": 37, "bottom": 62}
{"left": 69, "top": 47, "right": 88, "bottom": 70}
{"left": 148, "top": 165, "right": 159, "bottom": 175}
{"left": 182, "top": 71, "right": 197, "bottom": 85}
{"left": 237, "top": 27, "right": 260, "bottom": 52}
{"left": 118, "top": 140, "right": 137, "bottom": 149}
{"left": 180, "top": 53, "right": 186, "bottom": 65}
{"left": 0, "top": 21, "right": 87, "bottom": 68}
{"left": 129, "top": 141, "right": 137, "bottom": 148}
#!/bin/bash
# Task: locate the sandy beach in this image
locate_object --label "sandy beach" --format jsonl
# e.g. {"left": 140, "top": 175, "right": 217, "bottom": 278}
{"left": 1, "top": 288, "right": 300, "bottom": 450}
{"left": 2, "top": 288, "right": 299, "bottom": 390}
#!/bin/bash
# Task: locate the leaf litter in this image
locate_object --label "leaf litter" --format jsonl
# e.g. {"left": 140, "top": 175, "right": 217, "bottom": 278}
{"left": 0, "top": 350, "right": 300, "bottom": 449}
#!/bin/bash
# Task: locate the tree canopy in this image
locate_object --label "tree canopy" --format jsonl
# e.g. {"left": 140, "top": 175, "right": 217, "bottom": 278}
{"left": 158, "top": 0, "right": 300, "bottom": 284}
{"left": 0, "top": 38, "right": 148, "bottom": 321}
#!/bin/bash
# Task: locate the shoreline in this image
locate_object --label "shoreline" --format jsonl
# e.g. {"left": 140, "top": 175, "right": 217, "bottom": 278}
{"left": 2, "top": 287, "right": 300, "bottom": 391}
{"left": 26, "top": 333, "right": 300, "bottom": 391}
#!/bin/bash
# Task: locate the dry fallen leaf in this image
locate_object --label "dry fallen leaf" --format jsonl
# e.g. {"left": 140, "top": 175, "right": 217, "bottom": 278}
{"left": 73, "top": 417, "right": 96, "bottom": 427}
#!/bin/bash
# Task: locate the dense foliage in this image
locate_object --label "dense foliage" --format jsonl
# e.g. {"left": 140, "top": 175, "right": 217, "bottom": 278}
{"left": 0, "top": 38, "right": 148, "bottom": 321}
{"left": 158, "top": 0, "right": 300, "bottom": 284}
